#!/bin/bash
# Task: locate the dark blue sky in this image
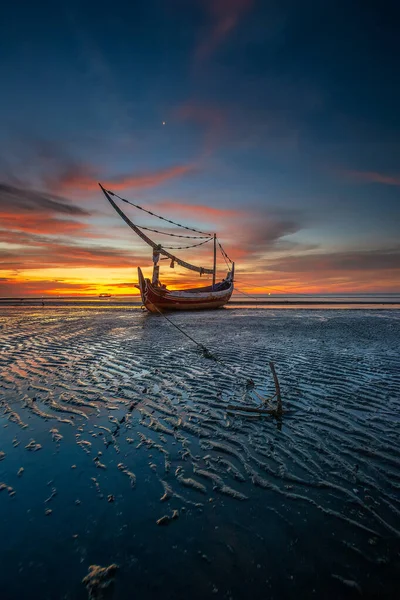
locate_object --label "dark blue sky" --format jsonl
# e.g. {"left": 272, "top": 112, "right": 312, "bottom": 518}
{"left": 1, "top": 0, "right": 399, "bottom": 295}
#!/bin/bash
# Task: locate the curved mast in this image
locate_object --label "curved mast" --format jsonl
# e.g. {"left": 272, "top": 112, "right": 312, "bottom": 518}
{"left": 99, "top": 183, "right": 215, "bottom": 276}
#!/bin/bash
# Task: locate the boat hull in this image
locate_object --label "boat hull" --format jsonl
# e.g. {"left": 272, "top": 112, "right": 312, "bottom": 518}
{"left": 137, "top": 268, "right": 233, "bottom": 313}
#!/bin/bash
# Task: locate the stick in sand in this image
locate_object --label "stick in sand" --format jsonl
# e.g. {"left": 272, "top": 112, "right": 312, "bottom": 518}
{"left": 269, "top": 361, "right": 282, "bottom": 416}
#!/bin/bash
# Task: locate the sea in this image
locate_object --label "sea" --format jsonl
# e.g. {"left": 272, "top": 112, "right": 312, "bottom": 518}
{"left": 0, "top": 302, "right": 399, "bottom": 599}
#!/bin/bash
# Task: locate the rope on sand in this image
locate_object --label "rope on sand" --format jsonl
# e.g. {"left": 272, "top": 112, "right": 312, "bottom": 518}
{"left": 151, "top": 304, "right": 254, "bottom": 388}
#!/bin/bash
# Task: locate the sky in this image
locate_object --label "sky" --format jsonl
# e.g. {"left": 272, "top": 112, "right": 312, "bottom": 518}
{"left": 1, "top": 0, "right": 399, "bottom": 296}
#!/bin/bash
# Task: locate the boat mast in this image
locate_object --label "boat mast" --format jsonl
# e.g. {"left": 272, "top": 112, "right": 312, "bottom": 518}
{"left": 212, "top": 233, "right": 216, "bottom": 288}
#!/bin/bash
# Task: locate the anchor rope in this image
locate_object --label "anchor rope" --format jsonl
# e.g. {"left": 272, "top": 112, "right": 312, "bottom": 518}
{"left": 151, "top": 305, "right": 254, "bottom": 388}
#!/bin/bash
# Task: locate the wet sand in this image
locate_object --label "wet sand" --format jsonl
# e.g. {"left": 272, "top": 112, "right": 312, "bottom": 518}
{"left": 0, "top": 307, "right": 399, "bottom": 599}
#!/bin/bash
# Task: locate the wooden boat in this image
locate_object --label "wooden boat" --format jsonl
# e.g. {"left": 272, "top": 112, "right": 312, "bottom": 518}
{"left": 99, "top": 184, "right": 235, "bottom": 312}
{"left": 137, "top": 265, "right": 234, "bottom": 313}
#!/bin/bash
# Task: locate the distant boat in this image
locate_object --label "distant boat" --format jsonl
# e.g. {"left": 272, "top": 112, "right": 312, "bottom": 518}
{"left": 99, "top": 184, "right": 234, "bottom": 313}
{"left": 99, "top": 293, "right": 112, "bottom": 298}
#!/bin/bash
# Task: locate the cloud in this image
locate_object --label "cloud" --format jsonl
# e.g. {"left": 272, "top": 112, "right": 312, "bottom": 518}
{"left": 155, "top": 200, "right": 240, "bottom": 220}
{"left": 0, "top": 182, "right": 97, "bottom": 237}
{"left": 150, "top": 202, "right": 304, "bottom": 263}
{"left": 49, "top": 163, "right": 196, "bottom": 194}
{"left": 195, "top": 0, "right": 254, "bottom": 62}
{"left": 240, "top": 215, "right": 302, "bottom": 252}
{"left": 337, "top": 169, "right": 400, "bottom": 186}
{"left": 265, "top": 247, "right": 400, "bottom": 274}
{"left": 0, "top": 135, "right": 195, "bottom": 197}
{"left": 0, "top": 183, "right": 145, "bottom": 272}
{"left": 1, "top": 213, "right": 94, "bottom": 236}
{"left": 176, "top": 102, "right": 225, "bottom": 156}
{"left": 0, "top": 182, "right": 89, "bottom": 216}
{"left": 0, "top": 239, "right": 144, "bottom": 271}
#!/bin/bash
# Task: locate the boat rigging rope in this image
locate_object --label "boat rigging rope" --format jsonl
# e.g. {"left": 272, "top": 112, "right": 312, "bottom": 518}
{"left": 161, "top": 237, "right": 213, "bottom": 250}
{"left": 234, "top": 287, "right": 261, "bottom": 301}
{"left": 217, "top": 239, "right": 234, "bottom": 268}
{"left": 135, "top": 224, "right": 211, "bottom": 239}
{"left": 107, "top": 190, "right": 212, "bottom": 237}
{"left": 218, "top": 245, "right": 232, "bottom": 270}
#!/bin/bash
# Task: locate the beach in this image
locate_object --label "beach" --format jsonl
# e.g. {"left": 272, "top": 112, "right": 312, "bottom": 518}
{"left": 1, "top": 306, "right": 399, "bottom": 599}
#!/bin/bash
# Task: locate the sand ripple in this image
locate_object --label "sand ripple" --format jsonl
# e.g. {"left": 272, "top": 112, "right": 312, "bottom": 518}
{"left": 1, "top": 307, "right": 400, "bottom": 587}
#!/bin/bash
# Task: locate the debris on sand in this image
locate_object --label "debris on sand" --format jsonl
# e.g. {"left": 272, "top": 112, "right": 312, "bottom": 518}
{"left": 0, "top": 451, "right": 5, "bottom": 461}
{"left": 25, "top": 440, "right": 42, "bottom": 452}
{"left": 17, "top": 467, "right": 24, "bottom": 477}
{"left": 82, "top": 564, "right": 119, "bottom": 600}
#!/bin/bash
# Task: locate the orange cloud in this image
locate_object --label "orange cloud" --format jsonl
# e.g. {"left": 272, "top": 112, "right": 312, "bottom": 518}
{"left": 0, "top": 182, "right": 97, "bottom": 237}
{"left": 0, "top": 231, "right": 146, "bottom": 270}
{"left": 51, "top": 163, "right": 195, "bottom": 194}
{"left": 195, "top": 0, "right": 253, "bottom": 62}
{"left": 0, "top": 212, "right": 91, "bottom": 236}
